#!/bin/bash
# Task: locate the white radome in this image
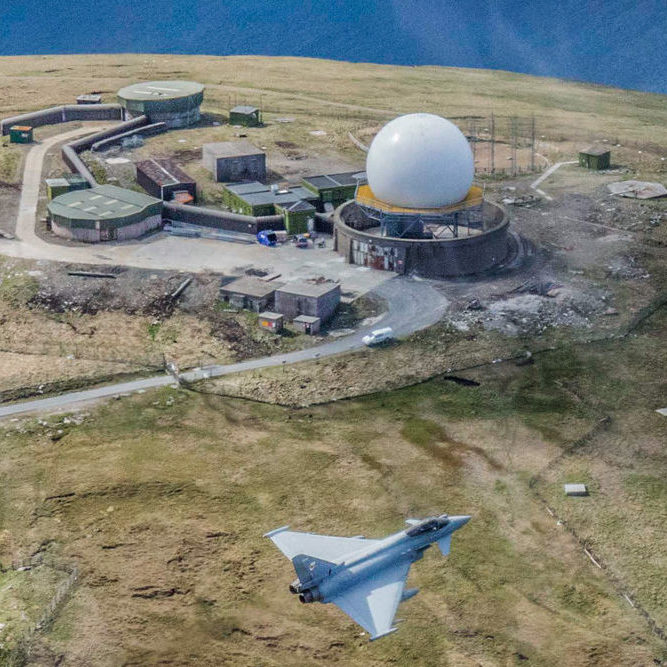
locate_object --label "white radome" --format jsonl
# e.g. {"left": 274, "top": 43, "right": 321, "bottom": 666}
{"left": 366, "top": 113, "right": 474, "bottom": 208}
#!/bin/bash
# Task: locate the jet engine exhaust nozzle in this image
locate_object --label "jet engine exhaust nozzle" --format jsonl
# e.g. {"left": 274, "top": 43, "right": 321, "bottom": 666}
{"left": 299, "top": 587, "right": 321, "bottom": 603}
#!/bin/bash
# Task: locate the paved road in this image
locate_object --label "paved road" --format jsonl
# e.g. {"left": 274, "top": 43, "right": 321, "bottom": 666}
{"left": 0, "top": 278, "right": 448, "bottom": 418}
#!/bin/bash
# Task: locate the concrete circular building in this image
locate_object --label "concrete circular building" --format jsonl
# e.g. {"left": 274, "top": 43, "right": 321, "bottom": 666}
{"left": 334, "top": 113, "right": 510, "bottom": 278}
{"left": 48, "top": 185, "right": 163, "bottom": 242}
{"left": 117, "top": 80, "right": 204, "bottom": 128}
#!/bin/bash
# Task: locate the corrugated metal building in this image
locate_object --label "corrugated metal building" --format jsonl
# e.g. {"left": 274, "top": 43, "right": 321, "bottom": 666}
{"left": 47, "top": 185, "right": 162, "bottom": 242}
{"left": 203, "top": 140, "right": 266, "bottom": 182}
{"left": 135, "top": 158, "right": 197, "bottom": 202}
{"left": 229, "top": 105, "right": 262, "bottom": 127}
{"left": 275, "top": 281, "right": 341, "bottom": 322}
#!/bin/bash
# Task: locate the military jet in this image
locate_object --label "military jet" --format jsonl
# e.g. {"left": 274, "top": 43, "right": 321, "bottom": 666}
{"left": 265, "top": 513, "right": 470, "bottom": 640}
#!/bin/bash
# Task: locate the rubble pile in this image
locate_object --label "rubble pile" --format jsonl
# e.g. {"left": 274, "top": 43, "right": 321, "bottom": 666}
{"left": 448, "top": 284, "right": 609, "bottom": 337}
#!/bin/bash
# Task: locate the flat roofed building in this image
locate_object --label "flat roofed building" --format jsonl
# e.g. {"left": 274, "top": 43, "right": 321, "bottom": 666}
{"left": 258, "top": 311, "right": 284, "bottom": 332}
{"left": 293, "top": 314, "right": 321, "bottom": 335}
{"left": 579, "top": 145, "right": 611, "bottom": 170}
{"left": 219, "top": 276, "right": 285, "bottom": 312}
{"left": 77, "top": 94, "right": 102, "bottom": 105}
{"left": 136, "top": 158, "right": 197, "bottom": 202}
{"left": 222, "top": 181, "right": 318, "bottom": 218}
{"left": 275, "top": 281, "right": 341, "bottom": 322}
{"left": 203, "top": 140, "right": 266, "bottom": 183}
{"left": 302, "top": 171, "right": 364, "bottom": 211}
{"left": 564, "top": 484, "right": 589, "bottom": 497}
{"left": 47, "top": 184, "right": 162, "bottom": 242}
{"left": 230, "top": 105, "right": 262, "bottom": 127}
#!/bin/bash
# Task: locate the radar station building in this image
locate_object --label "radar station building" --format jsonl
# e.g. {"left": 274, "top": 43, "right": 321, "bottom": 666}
{"left": 47, "top": 185, "right": 162, "bottom": 242}
{"left": 117, "top": 81, "right": 204, "bottom": 128}
{"left": 203, "top": 140, "right": 266, "bottom": 183}
{"left": 334, "top": 113, "right": 511, "bottom": 278}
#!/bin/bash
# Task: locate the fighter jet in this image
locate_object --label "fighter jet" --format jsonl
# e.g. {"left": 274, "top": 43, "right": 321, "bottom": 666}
{"left": 265, "top": 513, "right": 470, "bottom": 640}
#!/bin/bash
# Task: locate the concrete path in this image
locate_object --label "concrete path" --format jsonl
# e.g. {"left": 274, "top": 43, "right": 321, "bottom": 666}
{"left": 0, "top": 277, "right": 449, "bottom": 418}
{"left": 530, "top": 160, "right": 578, "bottom": 200}
{"left": 15, "top": 125, "right": 110, "bottom": 244}
{"left": 2, "top": 126, "right": 388, "bottom": 296}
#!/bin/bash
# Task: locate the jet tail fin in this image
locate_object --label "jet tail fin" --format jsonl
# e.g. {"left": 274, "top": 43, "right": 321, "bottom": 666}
{"left": 292, "top": 553, "right": 337, "bottom": 584}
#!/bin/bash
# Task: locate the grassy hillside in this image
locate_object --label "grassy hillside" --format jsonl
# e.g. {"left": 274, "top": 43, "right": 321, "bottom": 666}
{"left": 0, "top": 320, "right": 665, "bottom": 665}
{"left": 1, "top": 54, "right": 666, "bottom": 148}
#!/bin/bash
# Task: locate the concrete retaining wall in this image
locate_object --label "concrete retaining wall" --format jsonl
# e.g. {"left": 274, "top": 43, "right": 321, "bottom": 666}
{"left": 0, "top": 104, "right": 123, "bottom": 135}
{"left": 334, "top": 200, "right": 510, "bottom": 278}
{"left": 163, "top": 201, "right": 284, "bottom": 234}
{"left": 91, "top": 121, "right": 166, "bottom": 151}
{"left": 61, "top": 116, "right": 150, "bottom": 186}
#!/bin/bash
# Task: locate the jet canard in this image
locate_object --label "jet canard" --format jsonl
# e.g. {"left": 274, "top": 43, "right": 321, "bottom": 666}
{"left": 264, "top": 513, "right": 470, "bottom": 640}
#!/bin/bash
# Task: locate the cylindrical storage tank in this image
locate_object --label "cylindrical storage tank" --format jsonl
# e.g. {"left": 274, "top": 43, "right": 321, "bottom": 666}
{"left": 117, "top": 81, "right": 204, "bottom": 128}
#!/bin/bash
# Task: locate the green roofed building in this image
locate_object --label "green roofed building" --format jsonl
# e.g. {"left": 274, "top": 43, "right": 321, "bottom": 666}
{"left": 222, "top": 181, "right": 318, "bottom": 220}
{"left": 117, "top": 80, "right": 204, "bottom": 128}
{"left": 301, "top": 171, "right": 363, "bottom": 212}
{"left": 48, "top": 184, "right": 162, "bottom": 242}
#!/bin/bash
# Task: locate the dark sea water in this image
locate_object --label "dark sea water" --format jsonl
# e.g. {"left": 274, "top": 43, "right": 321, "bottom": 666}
{"left": 0, "top": 0, "right": 665, "bottom": 94}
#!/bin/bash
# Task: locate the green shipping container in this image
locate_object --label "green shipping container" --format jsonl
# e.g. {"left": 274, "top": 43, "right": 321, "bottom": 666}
{"left": 579, "top": 147, "right": 611, "bottom": 170}
{"left": 10, "top": 125, "right": 33, "bottom": 144}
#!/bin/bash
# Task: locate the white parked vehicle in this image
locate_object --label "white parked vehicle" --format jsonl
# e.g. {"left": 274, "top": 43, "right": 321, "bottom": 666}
{"left": 362, "top": 327, "right": 394, "bottom": 346}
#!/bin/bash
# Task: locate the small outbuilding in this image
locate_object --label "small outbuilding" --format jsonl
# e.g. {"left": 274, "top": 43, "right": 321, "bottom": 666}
{"left": 301, "top": 172, "right": 363, "bottom": 211}
{"left": 219, "top": 276, "right": 285, "bottom": 312}
{"left": 9, "top": 125, "right": 33, "bottom": 144}
{"left": 258, "top": 311, "right": 284, "bottom": 333}
{"left": 293, "top": 315, "right": 321, "bottom": 335}
{"left": 136, "top": 158, "right": 197, "bottom": 202}
{"left": 275, "top": 281, "right": 340, "bottom": 322}
{"left": 275, "top": 199, "right": 316, "bottom": 235}
{"left": 229, "top": 105, "right": 262, "bottom": 127}
{"left": 203, "top": 140, "right": 266, "bottom": 183}
{"left": 579, "top": 146, "right": 611, "bottom": 170}
{"left": 45, "top": 174, "right": 90, "bottom": 201}
{"left": 564, "top": 483, "right": 589, "bottom": 497}
{"left": 77, "top": 94, "right": 102, "bottom": 105}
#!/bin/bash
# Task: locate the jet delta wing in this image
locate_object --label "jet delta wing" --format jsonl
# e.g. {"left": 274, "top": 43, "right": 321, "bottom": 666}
{"left": 266, "top": 527, "right": 377, "bottom": 562}
{"left": 331, "top": 559, "right": 411, "bottom": 639}
{"left": 265, "top": 513, "right": 471, "bottom": 640}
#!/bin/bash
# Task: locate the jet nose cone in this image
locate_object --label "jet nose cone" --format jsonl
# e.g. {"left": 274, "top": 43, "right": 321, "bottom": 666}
{"left": 452, "top": 515, "right": 472, "bottom": 529}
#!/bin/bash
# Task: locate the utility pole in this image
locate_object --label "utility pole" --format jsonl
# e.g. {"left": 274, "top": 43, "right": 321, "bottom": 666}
{"left": 490, "top": 113, "right": 495, "bottom": 175}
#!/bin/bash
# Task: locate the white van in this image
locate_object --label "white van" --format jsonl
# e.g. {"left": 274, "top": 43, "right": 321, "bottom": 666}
{"left": 362, "top": 327, "right": 394, "bottom": 346}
